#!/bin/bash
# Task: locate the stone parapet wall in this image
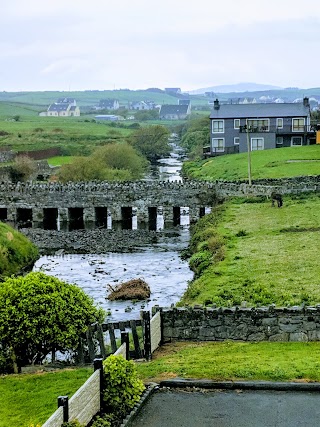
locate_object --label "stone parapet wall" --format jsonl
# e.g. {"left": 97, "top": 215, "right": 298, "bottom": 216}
{"left": 161, "top": 306, "right": 320, "bottom": 342}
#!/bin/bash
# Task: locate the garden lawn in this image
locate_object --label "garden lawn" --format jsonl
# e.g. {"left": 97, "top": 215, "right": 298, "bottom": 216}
{"left": 181, "top": 194, "right": 320, "bottom": 307}
{"left": 0, "top": 367, "right": 92, "bottom": 427}
{"left": 136, "top": 341, "right": 320, "bottom": 383}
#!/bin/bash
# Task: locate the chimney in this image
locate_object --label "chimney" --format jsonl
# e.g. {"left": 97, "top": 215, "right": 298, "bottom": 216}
{"left": 213, "top": 99, "right": 220, "bottom": 110}
{"left": 303, "top": 97, "right": 310, "bottom": 108}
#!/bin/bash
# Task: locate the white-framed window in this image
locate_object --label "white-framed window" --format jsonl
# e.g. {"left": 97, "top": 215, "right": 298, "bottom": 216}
{"left": 247, "top": 119, "right": 269, "bottom": 132}
{"left": 212, "top": 138, "right": 225, "bottom": 152}
{"left": 234, "top": 119, "right": 240, "bottom": 129}
{"left": 212, "top": 120, "right": 224, "bottom": 133}
{"left": 251, "top": 137, "right": 264, "bottom": 151}
{"left": 276, "top": 118, "right": 283, "bottom": 129}
{"left": 291, "top": 136, "right": 303, "bottom": 146}
{"left": 234, "top": 137, "right": 240, "bottom": 145}
{"left": 292, "top": 118, "right": 305, "bottom": 132}
{"left": 276, "top": 137, "right": 283, "bottom": 145}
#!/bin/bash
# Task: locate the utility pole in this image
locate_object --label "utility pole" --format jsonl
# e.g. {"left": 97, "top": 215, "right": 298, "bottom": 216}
{"left": 246, "top": 119, "right": 252, "bottom": 185}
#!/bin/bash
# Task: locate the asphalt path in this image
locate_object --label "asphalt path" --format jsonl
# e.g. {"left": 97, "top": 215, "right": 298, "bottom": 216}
{"left": 129, "top": 388, "right": 320, "bottom": 427}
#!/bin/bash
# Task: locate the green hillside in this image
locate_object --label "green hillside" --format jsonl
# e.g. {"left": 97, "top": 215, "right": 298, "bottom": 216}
{"left": 183, "top": 145, "right": 320, "bottom": 181}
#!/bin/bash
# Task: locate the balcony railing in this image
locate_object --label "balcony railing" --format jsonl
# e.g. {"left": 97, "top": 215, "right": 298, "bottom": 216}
{"left": 239, "top": 125, "right": 316, "bottom": 134}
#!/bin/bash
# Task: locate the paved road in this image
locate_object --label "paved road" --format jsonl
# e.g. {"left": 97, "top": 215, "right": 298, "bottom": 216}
{"left": 129, "top": 388, "right": 320, "bottom": 427}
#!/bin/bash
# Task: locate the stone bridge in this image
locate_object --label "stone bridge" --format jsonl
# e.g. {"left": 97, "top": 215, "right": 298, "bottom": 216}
{"left": 0, "top": 176, "right": 318, "bottom": 230}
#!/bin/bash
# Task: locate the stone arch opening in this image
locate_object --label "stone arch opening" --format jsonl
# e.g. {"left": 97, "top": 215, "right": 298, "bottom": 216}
{"left": 121, "top": 207, "right": 132, "bottom": 230}
{"left": 16, "top": 208, "right": 32, "bottom": 228}
{"left": 68, "top": 207, "right": 84, "bottom": 230}
{"left": 43, "top": 208, "right": 58, "bottom": 230}
{"left": 0, "top": 208, "right": 7, "bottom": 221}
{"left": 148, "top": 207, "right": 157, "bottom": 231}
{"left": 173, "top": 206, "right": 181, "bottom": 226}
{"left": 95, "top": 207, "right": 108, "bottom": 228}
{"left": 199, "top": 207, "right": 206, "bottom": 218}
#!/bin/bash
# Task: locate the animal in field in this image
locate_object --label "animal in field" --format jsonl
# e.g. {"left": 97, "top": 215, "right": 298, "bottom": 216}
{"left": 271, "top": 192, "right": 283, "bottom": 207}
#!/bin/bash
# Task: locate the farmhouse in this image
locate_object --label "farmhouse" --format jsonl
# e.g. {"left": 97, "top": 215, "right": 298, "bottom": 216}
{"left": 43, "top": 98, "right": 80, "bottom": 117}
{"left": 159, "top": 104, "right": 191, "bottom": 120}
{"left": 208, "top": 97, "right": 315, "bottom": 156}
{"left": 96, "top": 99, "right": 120, "bottom": 110}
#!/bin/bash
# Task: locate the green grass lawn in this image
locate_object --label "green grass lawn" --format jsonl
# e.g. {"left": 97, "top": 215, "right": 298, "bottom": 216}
{"left": 0, "top": 367, "right": 92, "bottom": 427}
{"left": 183, "top": 145, "right": 320, "bottom": 180}
{"left": 181, "top": 194, "right": 320, "bottom": 307}
{"left": 137, "top": 341, "right": 320, "bottom": 383}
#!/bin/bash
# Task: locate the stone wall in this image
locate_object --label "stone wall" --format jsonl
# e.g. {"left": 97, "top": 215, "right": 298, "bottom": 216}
{"left": 160, "top": 306, "right": 320, "bottom": 342}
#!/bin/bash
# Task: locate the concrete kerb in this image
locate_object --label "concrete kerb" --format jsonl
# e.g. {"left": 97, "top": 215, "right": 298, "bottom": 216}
{"left": 119, "top": 378, "right": 320, "bottom": 426}
{"left": 159, "top": 378, "right": 320, "bottom": 392}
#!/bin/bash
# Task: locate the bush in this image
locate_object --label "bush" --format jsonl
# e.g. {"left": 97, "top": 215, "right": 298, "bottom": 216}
{"left": 102, "top": 355, "right": 145, "bottom": 420}
{"left": 90, "top": 415, "right": 111, "bottom": 427}
{"left": 189, "top": 251, "right": 212, "bottom": 277}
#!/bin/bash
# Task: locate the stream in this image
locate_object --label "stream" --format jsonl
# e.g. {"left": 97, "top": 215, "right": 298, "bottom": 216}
{"left": 33, "top": 142, "right": 194, "bottom": 322}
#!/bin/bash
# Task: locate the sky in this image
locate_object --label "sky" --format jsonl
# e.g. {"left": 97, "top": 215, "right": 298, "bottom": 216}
{"left": 1, "top": 0, "right": 320, "bottom": 92}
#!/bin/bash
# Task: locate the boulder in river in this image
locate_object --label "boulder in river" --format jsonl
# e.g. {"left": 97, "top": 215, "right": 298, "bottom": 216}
{"left": 107, "top": 278, "right": 151, "bottom": 301}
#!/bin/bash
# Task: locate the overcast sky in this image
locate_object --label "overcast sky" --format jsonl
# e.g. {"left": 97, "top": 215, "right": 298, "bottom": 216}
{"left": 1, "top": 0, "right": 319, "bottom": 92}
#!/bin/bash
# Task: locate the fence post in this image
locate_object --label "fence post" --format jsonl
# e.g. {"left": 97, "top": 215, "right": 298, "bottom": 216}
{"left": 58, "top": 395, "right": 69, "bottom": 423}
{"left": 121, "top": 332, "right": 130, "bottom": 360}
{"left": 141, "top": 310, "right": 151, "bottom": 361}
{"left": 94, "top": 358, "right": 104, "bottom": 411}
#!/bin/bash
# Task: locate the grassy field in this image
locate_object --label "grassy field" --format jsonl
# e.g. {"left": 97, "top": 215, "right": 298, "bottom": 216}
{"left": 181, "top": 194, "right": 320, "bottom": 307}
{"left": 183, "top": 145, "right": 320, "bottom": 180}
{"left": 0, "top": 367, "right": 92, "bottom": 427}
{"left": 136, "top": 341, "right": 320, "bottom": 382}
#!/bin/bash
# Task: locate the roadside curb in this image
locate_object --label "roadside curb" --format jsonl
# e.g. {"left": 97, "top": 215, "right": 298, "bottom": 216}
{"left": 121, "top": 382, "right": 158, "bottom": 427}
{"left": 159, "top": 378, "right": 320, "bottom": 392}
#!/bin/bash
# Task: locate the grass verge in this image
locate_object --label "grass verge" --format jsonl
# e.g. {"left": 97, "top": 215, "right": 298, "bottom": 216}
{"left": 0, "top": 367, "right": 92, "bottom": 427}
{"left": 136, "top": 341, "right": 320, "bottom": 383}
{"left": 180, "top": 194, "right": 320, "bottom": 307}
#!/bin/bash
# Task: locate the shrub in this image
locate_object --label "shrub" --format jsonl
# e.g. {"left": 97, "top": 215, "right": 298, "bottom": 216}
{"left": 62, "top": 421, "right": 84, "bottom": 427}
{"left": 102, "top": 355, "right": 145, "bottom": 420}
{"left": 90, "top": 415, "right": 111, "bottom": 427}
{"left": 189, "top": 251, "right": 212, "bottom": 277}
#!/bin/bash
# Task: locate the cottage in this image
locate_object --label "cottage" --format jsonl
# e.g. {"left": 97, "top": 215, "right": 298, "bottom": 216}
{"left": 159, "top": 104, "right": 191, "bottom": 120}
{"left": 46, "top": 100, "right": 80, "bottom": 117}
{"left": 97, "top": 99, "right": 120, "bottom": 110}
{"left": 209, "top": 98, "right": 314, "bottom": 156}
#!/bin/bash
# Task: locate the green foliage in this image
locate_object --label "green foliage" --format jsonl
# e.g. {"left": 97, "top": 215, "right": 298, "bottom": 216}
{"left": 0, "top": 272, "right": 104, "bottom": 373}
{"left": 9, "top": 155, "right": 37, "bottom": 183}
{"left": 58, "top": 142, "right": 147, "bottom": 182}
{"left": 102, "top": 355, "right": 145, "bottom": 419}
{"left": 129, "top": 125, "right": 170, "bottom": 162}
{"left": 189, "top": 251, "right": 212, "bottom": 277}
{"left": 0, "top": 222, "right": 39, "bottom": 280}
{"left": 62, "top": 421, "right": 84, "bottom": 427}
{"left": 90, "top": 415, "right": 111, "bottom": 427}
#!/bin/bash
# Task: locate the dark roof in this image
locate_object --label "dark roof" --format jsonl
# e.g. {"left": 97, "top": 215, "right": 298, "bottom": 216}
{"left": 99, "top": 99, "right": 118, "bottom": 106}
{"left": 210, "top": 102, "right": 310, "bottom": 119}
{"left": 179, "top": 99, "right": 191, "bottom": 105}
{"left": 70, "top": 106, "right": 77, "bottom": 111}
{"left": 57, "top": 97, "right": 75, "bottom": 103}
{"left": 48, "top": 103, "right": 69, "bottom": 112}
{"left": 160, "top": 105, "right": 189, "bottom": 115}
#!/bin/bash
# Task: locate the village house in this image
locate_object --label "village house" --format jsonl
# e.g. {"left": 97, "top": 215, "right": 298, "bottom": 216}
{"left": 95, "top": 99, "right": 120, "bottom": 110}
{"left": 159, "top": 102, "right": 191, "bottom": 120}
{"left": 129, "top": 100, "right": 156, "bottom": 110}
{"left": 42, "top": 98, "right": 80, "bottom": 117}
{"left": 208, "top": 97, "right": 315, "bottom": 156}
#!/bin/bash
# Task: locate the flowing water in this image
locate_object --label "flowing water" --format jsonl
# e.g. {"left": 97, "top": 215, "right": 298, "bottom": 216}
{"left": 33, "top": 142, "right": 194, "bottom": 322}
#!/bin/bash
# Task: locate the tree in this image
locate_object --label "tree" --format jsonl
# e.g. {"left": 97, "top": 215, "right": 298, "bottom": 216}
{"left": 9, "top": 155, "right": 37, "bottom": 183}
{"left": 0, "top": 272, "right": 104, "bottom": 373}
{"left": 129, "top": 125, "right": 171, "bottom": 162}
{"left": 58, "top": 143, "right": 147, "bottom": 182}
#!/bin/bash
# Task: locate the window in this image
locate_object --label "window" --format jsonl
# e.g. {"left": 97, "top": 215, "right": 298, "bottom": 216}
{"left": 234, "top": 137, "right": 240, "bottom": 145}
{"left": 247, "top": 119, "right": 269, "bottom": 132}
{"left": 251, "top": 137, "right": 264, "bottom": 151}
{"left": 212, "top": 120, "right": 224, "bottom": 133}
{"left": 291, "top": 136, "right": 303, "bottom": 146}
{"left": 276, "top": 137, "right": 283, "bottom": 145}
{"left": 276, "top": 118, "right": 283, "bottom": 129}
{"left": 292, "top": 118, "right": 305, "bottom": 132}
{"left": 234, "top": 119, "right": 240, "bottom": 129}
{"left": 212, "top": 138, "right": 225, "bottom": 152}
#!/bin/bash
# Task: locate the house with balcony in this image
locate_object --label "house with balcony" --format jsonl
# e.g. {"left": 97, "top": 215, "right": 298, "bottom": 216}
{"left": 208, "top": 98, "right": 315, "bottom": 156}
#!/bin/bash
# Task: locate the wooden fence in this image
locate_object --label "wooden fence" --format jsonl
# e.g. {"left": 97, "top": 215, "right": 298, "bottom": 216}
{"left": 42, "top": 310, "right": 163, "bottom": 426}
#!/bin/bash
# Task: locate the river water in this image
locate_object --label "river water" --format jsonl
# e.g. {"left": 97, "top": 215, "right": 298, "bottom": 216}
{"left": 33, "top": 143, "right": 193, "bottom": 322}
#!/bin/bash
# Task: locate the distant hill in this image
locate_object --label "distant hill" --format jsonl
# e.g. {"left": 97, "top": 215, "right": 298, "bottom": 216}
{"left": 190, "top": 82, "right": 283, "bottom": 94}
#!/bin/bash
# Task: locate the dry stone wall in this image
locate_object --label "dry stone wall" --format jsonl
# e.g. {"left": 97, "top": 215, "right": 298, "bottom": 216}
{"left": 160, "top": 306, "right": 320, "bottom": 342}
